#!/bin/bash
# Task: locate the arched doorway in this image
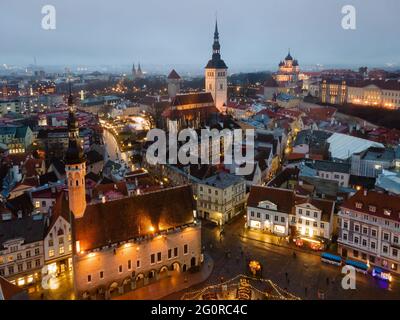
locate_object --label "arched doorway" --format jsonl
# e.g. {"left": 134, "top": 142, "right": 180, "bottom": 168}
{"left": 182, "top": 264, "right": 187, "bottom": 272}
{"left": 191, "top": 257, "right": 196, "bottom": 268}
{"left": 172, "top": 262, "right": 180, "bottom": 272}
{"left": 148, "top": 270, "right": 156, "bottom": 282}
{"left": 109, "top": 282, "right": 119, "bottom": 298}
{"left": 136, "top": 273, "right": 145, "bottom": 288}
{"left": 159, "top": 266, "right": 169, "bottom": 279}
{"left": 122, "top": 277, "right": 131, "bottom": 293}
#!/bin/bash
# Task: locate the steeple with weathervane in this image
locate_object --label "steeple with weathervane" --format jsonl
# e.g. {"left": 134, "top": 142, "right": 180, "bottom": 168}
{"left": 205, "top": 18, "right": 228, "bottom": 113}
{"left": 65, "top": 83, "right": 86, "bottom": 219}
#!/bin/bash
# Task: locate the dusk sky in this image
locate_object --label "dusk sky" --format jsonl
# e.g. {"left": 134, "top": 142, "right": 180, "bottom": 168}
{"left": 1, "top": 0, "right": 399, "bottom": 72}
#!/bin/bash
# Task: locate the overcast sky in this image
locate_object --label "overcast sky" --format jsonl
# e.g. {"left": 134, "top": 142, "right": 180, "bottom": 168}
{"left": 0, "top": 0, "right": 399, "bottom": 72}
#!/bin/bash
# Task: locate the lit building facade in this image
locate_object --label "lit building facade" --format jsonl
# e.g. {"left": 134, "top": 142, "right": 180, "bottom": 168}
{"left": 338, "top": 190, "right": 400, "bottom": 274}
{"left": 0, "top": 215, "right": 45, "bottom": 287}
{"left": 68, "top": 185, "right": 201, "bottom": 299}
{"left": 247, "top": 186, "right": 335, "bottom": 240}
{"left": 196, "top": 172, "right": 246, "bottom": 225}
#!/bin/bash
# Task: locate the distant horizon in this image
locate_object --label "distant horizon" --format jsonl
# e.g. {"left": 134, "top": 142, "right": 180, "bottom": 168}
{"left": 1, "top": 62, "right": 399, "bottom": 78}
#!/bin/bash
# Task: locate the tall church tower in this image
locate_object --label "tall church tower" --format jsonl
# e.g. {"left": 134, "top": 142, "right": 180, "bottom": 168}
{"left": 65, "top": 85, "right": 86, "bottom": 219}
{"left": 132, "top": 63, "right": 136, "bottom": 79}
{"left": 205, "top": 19, "right": 228, "bottom": 113}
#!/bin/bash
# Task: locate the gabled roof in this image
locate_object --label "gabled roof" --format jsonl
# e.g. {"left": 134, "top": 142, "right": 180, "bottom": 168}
{"left": 171, "top": 92, "right": 214, "bottom": 107}
{"left": 46, "top": 192, "right": 71, "bottom": 237}
{"left": 0, "top": 277, "right": 27, "bottom": 300}
{"left": 295, "top": 196, "right": 335, "bottom": 222}
{"left": 167, "top": 69, "right": 181, "bottom": 80}
{"left": 0, "top": 215, "right": 46, "bottom": 250}
{"left": 71, "top": 185, "right": 195, "bottom": 251}
{"left": 341, "top": 190, "right": 400, "bottom": 222}
{"left": 247, "top": 186, "right": 295, "bottom": 214}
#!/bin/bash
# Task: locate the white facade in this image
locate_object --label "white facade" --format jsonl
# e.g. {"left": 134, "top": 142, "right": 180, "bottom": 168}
{"left": 205, "top": 69, "right": 227, "bottom": 113}
{"left": 294, "top": 202, "right": 333, "bottom": 239}
{"left": 247, "top": 200, "right": 290, "bottom": 236}
{"left": 0, "top": 238, "right": 44, "bottom": 287}
{"left": 44, "top": 216, "right": 72, "bottom": 274}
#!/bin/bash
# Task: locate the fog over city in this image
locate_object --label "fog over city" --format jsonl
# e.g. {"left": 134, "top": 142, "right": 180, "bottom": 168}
{"left": 0, "top": 0, "right": 399, "bottom": 73}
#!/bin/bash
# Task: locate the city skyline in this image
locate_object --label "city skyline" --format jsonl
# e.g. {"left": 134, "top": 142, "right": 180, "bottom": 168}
{"left": 1, "top": 0, "right": 399, "bottom": 70}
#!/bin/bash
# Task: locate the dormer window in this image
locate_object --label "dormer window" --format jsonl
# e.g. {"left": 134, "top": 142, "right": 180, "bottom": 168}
{"left": 383, "top": 209, "right": 391, "bottom": 216}
{"left": 369, "top": 205, "right": 376, "bottom": 213}
{"left": 355, "top": 202, "right": 363, "bottom": 209}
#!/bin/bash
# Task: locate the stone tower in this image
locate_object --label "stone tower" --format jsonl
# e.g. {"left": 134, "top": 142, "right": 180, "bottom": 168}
{"left": 167, "top": 69, "right": 181, "bottom": 99}
{"left": 65, "top": 85, "right": 86, "bottom": 219}
{"left": 205, "top": 19, "right": 228, "bottom": 113}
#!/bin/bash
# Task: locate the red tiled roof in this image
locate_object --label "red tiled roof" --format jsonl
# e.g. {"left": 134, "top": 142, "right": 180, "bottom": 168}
{"left": 341, "top": 190, "right": 400, "bottom": 222}
{"left": 92, "top": 182, "right": 128, "bottom": 200}
{"left": 247, "top": 186, "right": 295, "bottom": 214}
{"left": 171, "top": 92, "right": 214, "bottom": 107}
{"left": 46, "top": 192, "right": 71, "bottom": 236}
{"left": 72, "top": 185, "right": 195, "bottom": 251}
{"left": 0, "top": 277, "right": 26, "bottom": 300}
{"left": 167, "top": 69, "right": 181, "bottom": 80}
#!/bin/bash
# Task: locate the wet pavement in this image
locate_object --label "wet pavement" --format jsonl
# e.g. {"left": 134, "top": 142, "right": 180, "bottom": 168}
{"left": 166, "top": 214, "right": 400, "bottom": 300}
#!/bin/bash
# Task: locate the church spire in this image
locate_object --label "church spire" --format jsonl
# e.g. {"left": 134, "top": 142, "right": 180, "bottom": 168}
{"left": 67, "top": 81, "right": 74, "bottom": 108}
{"left": 212, "top": 18, "right": 221, "bottom": 56}
{"left": 214, "top": 19, "right": 219, "bottom": 40}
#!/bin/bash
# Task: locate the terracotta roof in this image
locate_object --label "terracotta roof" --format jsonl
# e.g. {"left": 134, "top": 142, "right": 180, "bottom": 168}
{"left": 341, "top": 190, "right": 400, "bottom": 222}
{"left": 171, "top": 92, "right": 214, "bottom": 107}
{"left": 23, "top": 157, "right": 44, "bottom": 177}
{"left": 0, "top": 277, "right": 26, "bottom": 300}
{"left": 92, "top": 181, "right": 128, "bottom": 200}
{"left": 167, "top": 69, "right": 181, "bottom": 80}
{"left": 46, "top": 192, "right": 71, "bottom": 236}
{"left": 72, "top": 185, "right": 195, "bottom": 251}
{"left": 247, "top": 186, "right": 295, "bottom": 214}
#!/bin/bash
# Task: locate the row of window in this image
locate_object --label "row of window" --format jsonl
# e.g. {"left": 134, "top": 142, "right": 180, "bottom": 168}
{"left": 342, "top": 221, "right": 400, "bottom": 242}
{"left": 0, "top": 248, "right": 40, "bottom": 264}
{"left": 250, "top": 211, "right": 285, "bottom": 223}
{"left": 86, "top": 245, "right": 189, "bottom": 283}
{"left": 342, "top": 233, "right": 399, "bottom": 257}
{"left": 0, "top": 259, "right": 41, "bottom": 276}
{"left": 340, "top": 212, "right": 400, "bottom": 229}
{"left": 48, "top": 244, "right": 72, "bottom": 257}
{"left": 87, "top": 259, "right": 141, "bottom": 283}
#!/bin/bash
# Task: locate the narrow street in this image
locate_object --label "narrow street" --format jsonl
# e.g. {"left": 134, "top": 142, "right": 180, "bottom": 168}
{"left": 102, "top": 128, "right": 131, "bottom": 165}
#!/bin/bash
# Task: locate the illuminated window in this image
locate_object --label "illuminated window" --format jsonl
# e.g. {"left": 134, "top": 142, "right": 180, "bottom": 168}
{"left": 59, "top": 246, "right": 64, "bottom": 255}
{"left": 49, "top": 249, "right": 55, "bottom": 257}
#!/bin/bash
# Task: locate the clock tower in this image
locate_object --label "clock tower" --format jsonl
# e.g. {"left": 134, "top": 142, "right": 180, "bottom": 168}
{"left": 205, "top": 19, "right": 228, "bottom": 113}
{"left": 65, "top": 86, "right": 86, "bottom": 219}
